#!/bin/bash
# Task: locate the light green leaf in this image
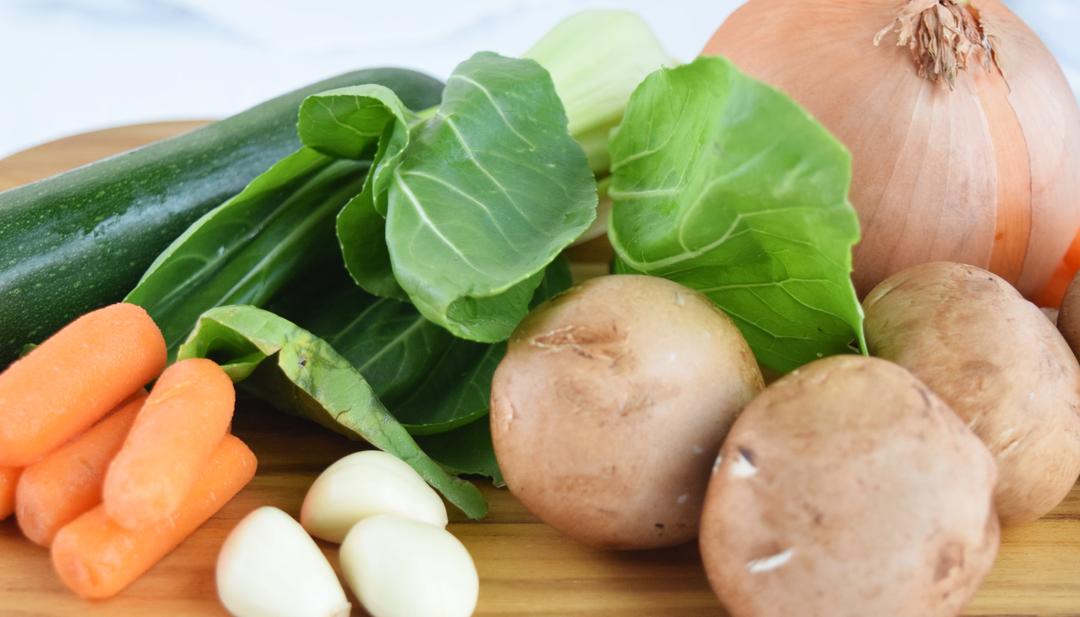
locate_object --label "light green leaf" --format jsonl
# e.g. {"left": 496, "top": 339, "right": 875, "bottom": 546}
{"left": 385, "top": 52, "right": 597, "bottom": 342}
{"left": 608, "top": 57, "right": 865, "bottom": 372}
{"left": 177, "top": 305, "right": 487, "bottom": 519}
{"left": 524, "top": 10, "right": 675, "bottom": 173}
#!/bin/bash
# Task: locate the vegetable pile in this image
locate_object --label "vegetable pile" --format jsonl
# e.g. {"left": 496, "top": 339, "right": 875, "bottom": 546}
{"left": 2, "top": 1, "right": 1080, "bottom": 614}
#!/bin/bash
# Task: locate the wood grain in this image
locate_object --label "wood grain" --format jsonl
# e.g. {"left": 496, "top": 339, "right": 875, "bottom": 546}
{"left": 1, "top": 124, "right": 1078, "bottom": 617}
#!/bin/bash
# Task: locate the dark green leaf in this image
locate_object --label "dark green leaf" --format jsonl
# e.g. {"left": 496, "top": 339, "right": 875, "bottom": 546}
{"left": 417, "top": 417, "right": 504, "bottom": 487}
{"left": 176, "top": 305, "right": 487, "bottom": 519}
{"left": 269, "top": 268, "right": 454, "bottom": 406}
{"left": 298, "top": 85, "right": 417, "bottom": 299}
{"left": 126, "top": 149, "right": 367, "bottom": 353}
{"left": 392, "top": 340, "right": 502, "bottom": 435}
{"left": 608, "top": 57, "right": 865, "bottom": 372}
{"left": 127, "top": 77, "right": 445, "bottom": 353}
{"left": 531, "top": 254, "right": 574, "bottom": 305}
{"left": 266, "top": 256, "right": 572, "bottom": 436}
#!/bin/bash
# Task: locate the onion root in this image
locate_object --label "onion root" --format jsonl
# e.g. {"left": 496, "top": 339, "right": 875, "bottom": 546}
{"left": 874, "top": 0, "right": 1001, "bottom": 88}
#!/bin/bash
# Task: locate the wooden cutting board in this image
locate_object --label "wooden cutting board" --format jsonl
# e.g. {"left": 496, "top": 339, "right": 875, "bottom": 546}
{"left": 0, "top": 123, "right": 1078, "bottom": 617}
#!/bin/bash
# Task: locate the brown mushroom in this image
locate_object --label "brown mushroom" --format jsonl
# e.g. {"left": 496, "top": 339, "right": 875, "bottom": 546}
{"left": 490, "top": 275, "right": 763, "bottom": 549}
{"left": 700, "top": 355, "right": 999, "bottom": 617}
{"left": 864, "top": 262, "right": 1080, "bottom": 524}
{"left": 1058, "top": 271, "right": 1080, "bottom": 355}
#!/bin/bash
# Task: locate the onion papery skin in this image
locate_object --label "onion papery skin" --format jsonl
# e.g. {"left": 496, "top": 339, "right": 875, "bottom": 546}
{"left": 703, "top": 0, "right": 1080, "bottom": 302}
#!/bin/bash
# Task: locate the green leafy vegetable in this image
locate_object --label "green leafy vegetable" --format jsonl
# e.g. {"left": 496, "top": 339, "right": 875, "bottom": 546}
{"left": 177, "top": 304, "right": 487, "bottom": 519}
{"left": 125, "top": 78, "right": 446, "bottom": 351}
{"left": 298, "top": 85, "right": 415, "bottom": 162}
{"left": 327, "top": 52, "right": 596, "bottom": 343}
{"left": 300, "top": 85, "right": 417, "bottom": 299}
{"left": 389, "top": 339, "right": 500, "bottom": 435}
{"left": 389, "top": 256, "right": 572, "bottom": 435}
{"left": 126, "top": 150, "right": 366, "bottom": 353}
{"left": 134, "top": 53, "right": 596, "bottom": 350}
{"left": 267, "top": 256, "right": 571, "bottom": 437}
{"left": 608, "top": 56, "right": 865, "bottom": 373}
{"left": 418, "top": 417, "right": 505, "bottom": 487}
{"left": 258, "top": 256, "right": 570, "bottom": 493}
{"left": 265, "top": 257, "right": 454, "bottom": 406}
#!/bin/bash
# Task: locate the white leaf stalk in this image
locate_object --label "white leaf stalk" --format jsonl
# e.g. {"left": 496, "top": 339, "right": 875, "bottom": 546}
{"left": 525, "top": 11, "right": 674, "bottom": 247}
{"left": 526, "top": 11, "right": 676, "bottom": 175}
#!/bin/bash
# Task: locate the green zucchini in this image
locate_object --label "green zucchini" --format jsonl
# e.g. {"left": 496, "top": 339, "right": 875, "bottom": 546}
{"left": 0, "top": 68, "right": 443, "bottom": 366}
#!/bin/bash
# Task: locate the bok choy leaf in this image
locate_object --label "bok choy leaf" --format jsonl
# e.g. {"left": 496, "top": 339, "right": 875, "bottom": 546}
{"left": 608, "top": 57, "right": 865, "bottom": 372}
{"left": 177, "top": 304, "right": 488, "bottom": 519}
{"left": 126, "top": 76, "right": 445, "bottom": 351}
{"left": 300, "top": 85, "right": 417, "bottom": 299}
{"left": 125, "top": 150, "right": 366, "bottom": 353}
{"left": 417, "top": 417, "right": 505, "bottom": 487}
{"left": 327, "top": 52, "right": 597, "bottom": 343}
{"left": 267, "top": 256, "right": 571, "bottom": 437}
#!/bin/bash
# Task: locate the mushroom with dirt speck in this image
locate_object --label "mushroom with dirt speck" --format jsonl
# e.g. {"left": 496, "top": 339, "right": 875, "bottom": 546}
{"left": 700, "top": 355, "right": 999, "bottom": 617}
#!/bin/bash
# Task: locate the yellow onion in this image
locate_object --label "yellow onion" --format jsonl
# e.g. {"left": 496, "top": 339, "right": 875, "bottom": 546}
{"left": 704, "top": 0, "right": 1080, "bottom": 302}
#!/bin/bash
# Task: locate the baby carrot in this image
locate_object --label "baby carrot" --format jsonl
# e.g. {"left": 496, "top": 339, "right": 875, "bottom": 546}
{"left": 1, "top": 467, "right": 20, "bottom": 520}
{"left": 52, "top": 434, "right": 256, "bottom": 600}
{"left": 104, "top": 358, "right": 235, "bottom": 529}
{"left": 16, "top": 391, "right": 147, "bottom": 547}
{"left": 0, "top": 303, "right": 165, "bottom": 467}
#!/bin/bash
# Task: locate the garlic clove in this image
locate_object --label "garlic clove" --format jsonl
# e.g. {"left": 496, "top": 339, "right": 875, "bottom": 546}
{"left": 340, "top": 514, "right": 479, "bottom": 617}
{"left": 301, "top": 450, "right": 448, "bottom": 543}
{"left": 217, "top": 506, "right": 350, "bottom": 617}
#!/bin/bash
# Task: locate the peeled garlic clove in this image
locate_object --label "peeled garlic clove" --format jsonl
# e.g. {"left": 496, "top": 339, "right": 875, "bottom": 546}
{"left": 340, "top": 514, "right": 479, "bottom": 617}
{"left": 301, "top": 450, "right": 448, "bottom": 543}
{"left": 217, "top": 506, "right": 350, "bottom": 617}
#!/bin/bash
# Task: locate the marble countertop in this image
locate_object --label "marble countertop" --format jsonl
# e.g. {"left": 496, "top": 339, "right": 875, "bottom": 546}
{"left": 1, "top": 0, "right": 1076, "bottom": 157}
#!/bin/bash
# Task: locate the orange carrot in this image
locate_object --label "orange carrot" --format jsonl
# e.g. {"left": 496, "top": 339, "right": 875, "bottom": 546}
{"left": 103, "top": 358, "right": 235, "bottom": 529}
{"left": 0, "top": 303, "right": 165, "bottom": 467}
{"left": 15, "top": 391, "right": 147, "bottom": 547}
{"left": 52, "top": 434, "right": 256, "bottom": 600}
{"left": 1, "top": 467, "right": 20, "bottom": 520}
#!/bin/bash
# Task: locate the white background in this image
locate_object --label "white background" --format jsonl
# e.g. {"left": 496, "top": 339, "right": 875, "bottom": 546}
{"left": 0, "top": 0, "right": 1076, "bottom": 158}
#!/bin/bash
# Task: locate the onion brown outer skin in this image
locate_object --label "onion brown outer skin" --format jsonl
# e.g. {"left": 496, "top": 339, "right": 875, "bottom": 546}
{"left": 703, "top": 0, "right": 1080, "bottom": 301}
